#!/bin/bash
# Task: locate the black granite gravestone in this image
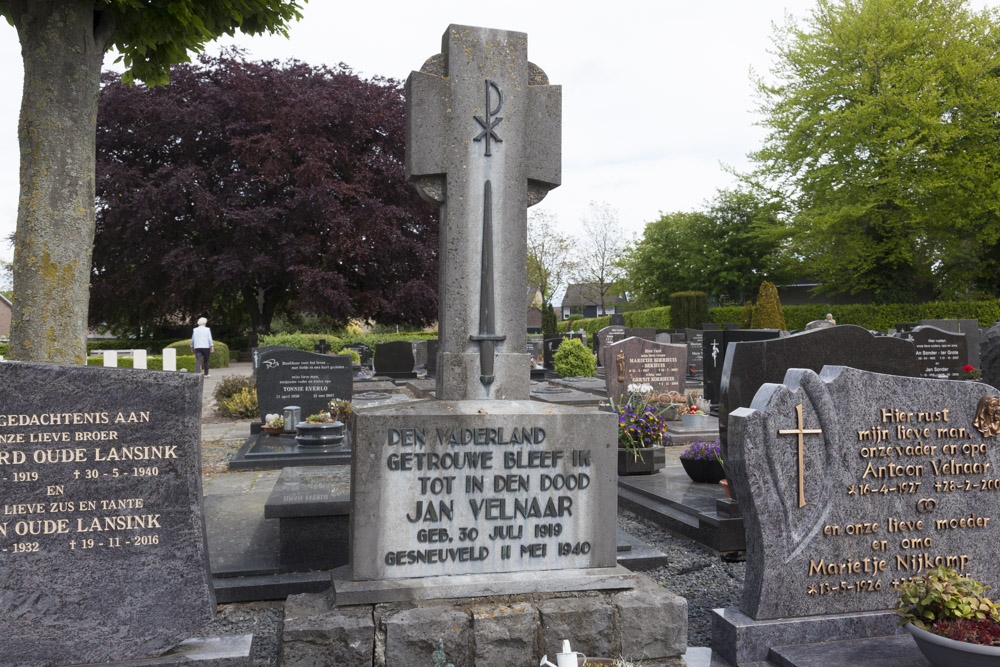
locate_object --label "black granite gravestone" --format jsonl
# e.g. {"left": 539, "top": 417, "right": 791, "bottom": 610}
{"left": 346, "top": 342, "right": 373, "bottom": 367}
{"left": 252, "top": 345, "right": 297, "bottom": 376}
{"left": 718, "top": 325, "right": 920, "bottom": 453}
{"left": 373, "top": 341, "right": 418, "bottom": 379}
{"left": 900, "top": 325, "right": 968, "bottom": 380}
{"left": 704, "top": 329, "right": 783, "bottom": 404}
{"left": 410, "top": 340, "right": 428, "bottom": 370}
{"left": 625, "top": 327, "right": 657, "bottom": 341}
{"left": 425, "top": 339, "right": 439, "bottom": 378}
{"left": 0, "top": 363, "right": 214, "bottom": 665}
{"left": 257, "top": 348, "right": 353, "bottom": 419}
{"left": 610, "top": 314, "right": 625, "bottom": 325}
{"left": 919, "top": 318, "right": 981, "bottom": 368}
{"left": 684, "top": 328, "right": 704, "bottom": 375}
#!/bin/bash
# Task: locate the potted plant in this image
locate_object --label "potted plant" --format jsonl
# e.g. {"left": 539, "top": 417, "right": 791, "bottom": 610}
{"left": 679, "top": 439, "right": 725, "bottom": 483}
{"left": 261, "top": 413, "right": 285, "bottom": 436}
{"left": 964, "top": 365, "right": 983, "bottom": 381}
{"left": 895, "top": 566, "right": 1000, "bottom": 666}
{"left": 681, "top": 395, "right": 710, "bottom": 428}
{"left": 295, "top": 409, "right": 346, "bottom": 448}
{"left": 610, "top": 384, "right": 671, "bottom": 475}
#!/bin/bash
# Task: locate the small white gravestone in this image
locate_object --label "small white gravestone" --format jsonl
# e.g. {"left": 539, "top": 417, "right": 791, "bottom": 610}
{"left": 133, "top": 349, "right": 148, "bottom": 369}
{"left": 162, "top": 347, "right": 177, "bottom": 371}
{"left": 103, "top": 350, "right": 117, "bottom": 367}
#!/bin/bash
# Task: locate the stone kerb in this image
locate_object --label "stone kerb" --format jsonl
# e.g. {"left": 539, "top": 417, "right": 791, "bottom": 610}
{"left": 349, "top": 399, "right": 617, "bottom": 581}
{"left": 729, "top": 365, "right": 1000, "bottom": 620}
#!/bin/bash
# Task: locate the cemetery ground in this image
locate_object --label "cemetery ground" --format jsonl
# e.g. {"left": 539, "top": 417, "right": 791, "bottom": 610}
{"left": 193, "top": 363, "right": 742, "bottom": 664}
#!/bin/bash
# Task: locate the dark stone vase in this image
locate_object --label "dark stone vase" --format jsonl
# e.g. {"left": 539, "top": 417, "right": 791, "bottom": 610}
{"left": 617, "top": 445, "right": 665, "bottom": 475}
{"left": 295, "top": 421, "right": 345, "bottom": 448}
{"left": 681, "top": 458, "right": 725, "bottom": 484}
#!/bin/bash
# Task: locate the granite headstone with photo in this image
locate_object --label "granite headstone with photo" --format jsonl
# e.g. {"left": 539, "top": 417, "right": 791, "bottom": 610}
{"left": 256, "top": 348, "right": 353, "bottom": 419}
{"left": 714, "top": 365, "right": 1000, "bottom": 664}
{"left": 0, "top": 363, "right": 215, "bottom": 665}
{"left": 604, "top": 336, "right": 687, "bottom": 404}
{"left": 718, "top": 325, "right": 920, "bottom": 453}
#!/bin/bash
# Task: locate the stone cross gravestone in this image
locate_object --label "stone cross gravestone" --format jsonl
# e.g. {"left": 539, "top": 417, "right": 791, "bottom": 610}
{"left": 345, "top": 22, "right": 618, "bottom": 593}
{"left": 901, "top": 325, "right": 968, "bottom": 380}
{"left": 406, "top": 23, "right": 560, "bottom": 400}
{"left": 256, "top": 348, "right": 353, "bottom": 419}
{"left": 0, "top": 363, "right": 214, "bottom": 665}
{"left": 604, "top": 336, "right": 687, "bottom": 405}
{"left": 718, "top": 325, "right": 920, "bottom": 454}
{"left": 714, "top": 365, "right": 1000, "bottom": 664}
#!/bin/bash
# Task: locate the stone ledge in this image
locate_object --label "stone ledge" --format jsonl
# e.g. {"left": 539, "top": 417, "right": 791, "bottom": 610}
{"left": 332, "top": 564, "right": 641, "bottom": 606}
{"left": 285, "top": 574, "right": 686, "bottom": 667}
{"left": 64, "top": 635, "right": 254, "bottom": 667}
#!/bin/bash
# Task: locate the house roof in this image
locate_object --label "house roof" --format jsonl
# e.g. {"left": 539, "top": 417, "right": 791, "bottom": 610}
{"left": 561, "top": 283, "right": 627, "bottom": 307}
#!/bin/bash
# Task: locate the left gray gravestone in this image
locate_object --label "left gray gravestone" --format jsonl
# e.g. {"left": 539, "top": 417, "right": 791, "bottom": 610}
{"left": 406, "top": 24, "right": 561, "bottom": 400}
{"left": 0, "top": 362, "right": 214, "bottom": 666}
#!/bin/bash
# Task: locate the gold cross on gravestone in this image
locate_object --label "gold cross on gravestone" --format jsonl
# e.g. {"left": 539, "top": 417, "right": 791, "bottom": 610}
{"left": 777, "top": 403, "right": 822, "bottom": 508}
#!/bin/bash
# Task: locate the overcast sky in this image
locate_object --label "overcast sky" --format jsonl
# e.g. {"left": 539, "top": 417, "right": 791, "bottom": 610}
{"left": 1, "top": 1, "right": 996, "bottom": 272}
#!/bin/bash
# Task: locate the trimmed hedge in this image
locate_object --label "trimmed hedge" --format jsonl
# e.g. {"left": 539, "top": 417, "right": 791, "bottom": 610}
{"left": 560, "top": 299, "right": 1000, "bottom": 334}
{"left": 669, "top": 292, "right": 709, "bottom": 329}
{"left": 86, "top": 354, "right": 199, "bottom": 372}
{"left": 259, "top": 332, "right": 438, "bottom": 359}
{"left": 165, "top": 340, "right": 230, "bottom": 368}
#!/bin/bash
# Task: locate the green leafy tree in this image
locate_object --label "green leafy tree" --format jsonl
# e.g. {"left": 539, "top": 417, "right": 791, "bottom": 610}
{"left": 573, "top": 201, "right": 629, "bottom": 313}
{"left": 0, "top": 259, "right": 11, "bottom": 300}
{"left": 1, "top": 0, "right": 305, "bottom": 364}
{"left": 750, "top": 0, "right": 1000, "bottom": 302}
{"left": 623, "top": 188, "right": 786, "bottom": 306}
{"left": 527, "top": 209, "right": 576, "bottom": 312}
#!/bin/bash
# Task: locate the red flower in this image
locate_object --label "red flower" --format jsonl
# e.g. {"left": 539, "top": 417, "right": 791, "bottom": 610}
{"left": 964, "top": 365, "right": 975, "bottom": 372}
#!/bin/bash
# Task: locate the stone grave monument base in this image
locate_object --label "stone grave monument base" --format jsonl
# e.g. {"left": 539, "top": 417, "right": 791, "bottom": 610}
{"left": 284, "top": 576, "right": 687, "bottom": 666}
{"left": 63, "top": 635, "right": 253, "bottom": 667}
{"left": 711, "top": 606, "right": 904, "bottom": 665}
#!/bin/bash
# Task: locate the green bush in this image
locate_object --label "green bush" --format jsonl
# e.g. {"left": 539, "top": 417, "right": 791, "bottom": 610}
{"left": 750, "top": 281, "right": 787, "bottom": 330}
{"left": 221, "top": 387, "right": 259, "bottom": 419}
{"left": 338, "top": 347, "right": 361, "bottom": 364}
{"left": 0, "top": 343, "right": 7, "bottom": 357}
{"left": 214, "top": 375, "right": 256, "bottom": 417}
{"left": 259, "top": 332, "right": 438, "bottom": 362}
{"left": 566, "top": 313, "right": 584, "bottom": 322}
{"left": 553, "top": 338, "right": 596, "bottom": 378}
{"left": 740, "top": 302, "right": 754, "bottom": 328}
{"left": 669, "top": 291, "right": 709, "bottom": 329}
{"left": 165, "top": 339, "right": 230, "bottom": 368}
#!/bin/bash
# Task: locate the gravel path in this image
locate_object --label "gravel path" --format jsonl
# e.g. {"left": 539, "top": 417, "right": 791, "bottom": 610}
{"left": 619, "top": 510, "right": 745, "bottom": 648}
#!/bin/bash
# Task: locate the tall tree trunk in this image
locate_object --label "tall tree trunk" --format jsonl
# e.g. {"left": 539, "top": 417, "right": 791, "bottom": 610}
{"left": 8, "top": 0, "right": 114, "bottom": 363}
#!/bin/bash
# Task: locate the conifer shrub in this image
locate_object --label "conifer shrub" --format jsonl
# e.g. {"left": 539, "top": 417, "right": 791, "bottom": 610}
{"left": 221, "top": 387, "right": 259, "bottom": 419}
{"left": 542, "top": 303, "right": 558, "bottom": 334}
{"left": 740, "top": 302, "right": 755, "bottom": 328}
{"left": 750, "top": 281, "right": 787, "bottom": 330}
{"left": 553, "top": 338, "right": 596, "bottom": 377}
{"left": 214, "top": 375, "right": 257, "bottom": 418}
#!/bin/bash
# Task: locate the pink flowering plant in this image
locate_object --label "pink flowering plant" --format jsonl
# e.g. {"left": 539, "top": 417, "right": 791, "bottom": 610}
{"left": 610, "top": 385, "right": 671, "bottom": 459}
